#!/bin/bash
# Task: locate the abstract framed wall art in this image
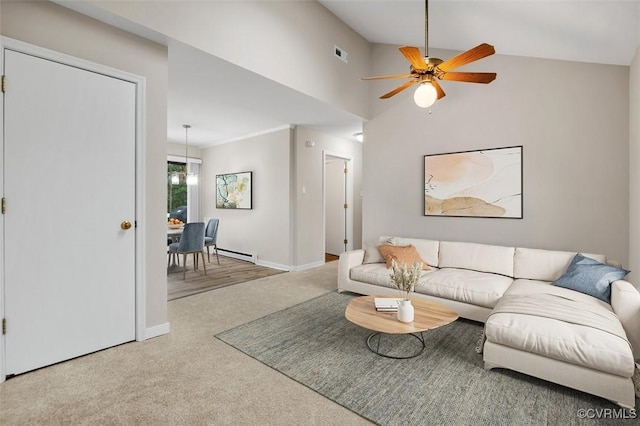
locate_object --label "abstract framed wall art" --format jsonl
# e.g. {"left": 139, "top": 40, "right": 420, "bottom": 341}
{"left": 216, "top": 171, "right": 253, "bottom": 209}
{"left": 424, "top": 146, "right": 523, "bottom": 218}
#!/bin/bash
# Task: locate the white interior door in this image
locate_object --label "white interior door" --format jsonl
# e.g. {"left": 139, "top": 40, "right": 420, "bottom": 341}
{"left": 325, "top": 156, "right": 346, "bottom": 256}
{"left": 3, "top": 49, "right": 136, "bottom": 375}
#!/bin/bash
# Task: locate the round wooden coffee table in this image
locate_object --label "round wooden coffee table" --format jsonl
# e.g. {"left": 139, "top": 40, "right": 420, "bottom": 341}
{"left": 345, "top": 295, "right": 459, "bottom": 359}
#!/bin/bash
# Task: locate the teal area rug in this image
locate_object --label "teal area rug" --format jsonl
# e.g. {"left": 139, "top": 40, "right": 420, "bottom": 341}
{"left": 216, "top": 292, "right": 636, "bottom": 425}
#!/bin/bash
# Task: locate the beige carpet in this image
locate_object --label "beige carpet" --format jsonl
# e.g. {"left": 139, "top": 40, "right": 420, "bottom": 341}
{"left": 0, "top": 262, "right": 371, "bottom": 425}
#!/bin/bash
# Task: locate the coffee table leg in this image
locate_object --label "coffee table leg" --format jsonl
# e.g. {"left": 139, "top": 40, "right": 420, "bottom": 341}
{"left": 366, "top": 332, "right": 426, "bottom": 359}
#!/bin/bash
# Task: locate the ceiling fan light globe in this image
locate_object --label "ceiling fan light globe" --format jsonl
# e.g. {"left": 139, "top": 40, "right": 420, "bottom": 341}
{"left": 414, "top": 82, "right": 437, "bottom": 108}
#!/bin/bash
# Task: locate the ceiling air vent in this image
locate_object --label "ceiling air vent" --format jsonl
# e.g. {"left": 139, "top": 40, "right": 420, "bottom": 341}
{"left": 334, "top": 45, "right": 348, "bottom": 63}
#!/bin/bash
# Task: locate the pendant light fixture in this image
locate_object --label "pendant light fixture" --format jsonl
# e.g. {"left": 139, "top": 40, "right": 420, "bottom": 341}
{"left": 183, "top": 124, "right": 198, "bottom": 186}
{"left": 170, "top": 172, "right": 180, "bottom": 185}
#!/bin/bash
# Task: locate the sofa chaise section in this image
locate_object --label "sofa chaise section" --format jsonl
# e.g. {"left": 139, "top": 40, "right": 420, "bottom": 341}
{"left": 483, "top": 286, "right": 636, "bottom": 408}
{"left": 482, "top": 247, "right": 638, "bottom": 408}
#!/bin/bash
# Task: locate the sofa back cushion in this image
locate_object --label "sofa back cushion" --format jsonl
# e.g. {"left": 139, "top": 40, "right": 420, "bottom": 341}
{"left": 514, "top": 247, "right": 606, "bottom": 282}
{"left": 438, "top": 241, "right": 515, "bottom": 277}
{"left": 391, "top": 237, "right": 439, "bottom": 267}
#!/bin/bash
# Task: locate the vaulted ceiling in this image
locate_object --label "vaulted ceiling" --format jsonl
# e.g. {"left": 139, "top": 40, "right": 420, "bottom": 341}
{"left": 59, "top": 1, "right": 640, "bottom": 147}
{"left": 320, "top": 0, "right": 640, "bottom": 66}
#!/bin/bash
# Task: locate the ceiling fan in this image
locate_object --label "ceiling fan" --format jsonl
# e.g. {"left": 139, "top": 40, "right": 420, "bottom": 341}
{"left": 363, "top": 0, "right": 497, "bottom": 108}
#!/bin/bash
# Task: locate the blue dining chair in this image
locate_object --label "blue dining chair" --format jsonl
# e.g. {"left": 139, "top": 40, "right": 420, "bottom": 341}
{"left": 204, "top": 218, "right": 220, "bottom": 264}
{"left": 167, "top": 222, "right": 206, "bottom": 279}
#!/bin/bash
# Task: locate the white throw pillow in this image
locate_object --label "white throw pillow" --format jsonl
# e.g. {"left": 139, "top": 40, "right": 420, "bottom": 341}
{"left": 362, "top": 237, "right": 395, "bottom": 264}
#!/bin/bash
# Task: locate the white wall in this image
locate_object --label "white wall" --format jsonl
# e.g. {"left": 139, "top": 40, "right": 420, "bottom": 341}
{"left": 200, "top": 128, "right": 293, "bottom": 269}
{"left": 294, "top": 127, "right": 363, "bottom": 268}
{"left": 0, "top": 1, "right": 169, "bottom": 328}
{"left": 364, "top": 44, "right": 630, "bottom": 265}
{"left": 629, "top": 46, "right": 640, "bottom": 283}
{"left": 167, "top": 142, "right": 201, "bottom": 159}
{"left": 82, "top": 0, "right": 371, "bottom": 120}
{"left": 200, "top": 126, "right": 362, "bottom": 270}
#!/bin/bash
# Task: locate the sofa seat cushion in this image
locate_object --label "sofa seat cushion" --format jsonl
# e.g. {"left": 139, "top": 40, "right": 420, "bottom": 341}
{"left": 504, "top": 279, "right": 613, "bottom": 312}
{"left": 417, "top": 268, "right": 513, "bottom": 309}
{"left": 350, "top": 264, "right": 438, "bottom": 289}
{"left": 485, "top": 294, "right": 634, "bottom": 377}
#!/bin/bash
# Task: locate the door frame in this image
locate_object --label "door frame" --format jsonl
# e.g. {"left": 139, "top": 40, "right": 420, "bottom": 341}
{"left": 0, "top": 37, "right": 147, "bottom": 382}
{"left": 322, "top": 150, "right": 353, "bottom": 256}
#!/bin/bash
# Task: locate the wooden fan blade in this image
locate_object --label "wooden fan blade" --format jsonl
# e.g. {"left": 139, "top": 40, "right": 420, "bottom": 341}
{"left": 432, "top": 79, "right": 446, "bottom": 99}
{"left": 399, "top": 46, "right": 427, "bottom": 70}
{"left": 380, "top": 80, "right": 417, "bottom": 99}
{"left": 440, "top": 72, "right": 497, "bottom": 84}
{"left": 437, "top": 43, "right": 495, "bottom": 72}
{"left": 362, "top": 73, "right": 414, "bottom": 81}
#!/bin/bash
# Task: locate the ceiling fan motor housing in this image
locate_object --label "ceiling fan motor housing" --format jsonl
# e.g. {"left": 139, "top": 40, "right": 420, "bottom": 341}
{"left": 410, "top": 57, "right": 442, "bottom": 72}
{"left": 411, "top": 57, "right": 444, "bottom": 83}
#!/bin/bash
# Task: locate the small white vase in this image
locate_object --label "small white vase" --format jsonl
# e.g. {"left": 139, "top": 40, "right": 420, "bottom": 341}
{"left": 397, "top": 299, "right": 414, "bottom": 323}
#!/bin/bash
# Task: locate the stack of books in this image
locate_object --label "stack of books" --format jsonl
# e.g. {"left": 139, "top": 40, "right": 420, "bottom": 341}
{"left": 374, "top": 297, "right": 402, "bottom": 312}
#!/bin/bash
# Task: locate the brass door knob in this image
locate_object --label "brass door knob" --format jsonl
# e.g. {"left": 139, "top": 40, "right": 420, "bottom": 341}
{"left": 120, "top": 221, "right": 132, "bottom": 230}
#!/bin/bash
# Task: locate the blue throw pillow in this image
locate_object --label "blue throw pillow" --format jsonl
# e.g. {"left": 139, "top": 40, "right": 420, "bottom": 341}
{"left": 552, "top": 253, "right": 629, "bottom": 303}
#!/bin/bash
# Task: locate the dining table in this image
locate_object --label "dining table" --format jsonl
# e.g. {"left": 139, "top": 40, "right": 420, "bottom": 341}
{"left": 167, "top": 226, "right": 183, "bottom": 241}
{"left": 167, "top": 226, "right": 184, "bottom": 273}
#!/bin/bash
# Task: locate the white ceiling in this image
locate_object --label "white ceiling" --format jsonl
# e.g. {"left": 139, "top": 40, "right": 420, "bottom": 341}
{"left": 60, "top": 1, "right": 640, "bottom": 148}
{"left": 167, "top": 40, "right": 363, "bottom": 147}
{"left": 319, "top": 0, "right": 640, "bottom": 67}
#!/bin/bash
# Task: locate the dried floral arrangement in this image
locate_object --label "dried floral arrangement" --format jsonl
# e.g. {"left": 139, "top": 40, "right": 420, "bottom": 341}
{"left": 389, "top": 259, "right": 422, "bottom": 300}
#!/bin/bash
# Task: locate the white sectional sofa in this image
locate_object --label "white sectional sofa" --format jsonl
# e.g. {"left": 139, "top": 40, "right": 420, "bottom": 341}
{"left": 337, "top": 237, "right": 640, "bottom": 408}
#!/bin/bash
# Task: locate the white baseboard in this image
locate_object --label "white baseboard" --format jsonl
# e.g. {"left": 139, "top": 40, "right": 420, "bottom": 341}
{"left": 217, "top": 249, "right": 325, "bottom": 272}
{"left": 290, "top": 261, "right": 326, "bottom": 271}
{"left": 256, "top": 259, "right": 290, "bottom": 271}
{"left": 143, "top": 322, "right": 170, "bottom": 340}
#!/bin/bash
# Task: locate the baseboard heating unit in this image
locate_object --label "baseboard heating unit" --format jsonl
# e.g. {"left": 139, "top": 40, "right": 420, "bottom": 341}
{"left": 217, "top": 248, "right": 257, "bottom": 264}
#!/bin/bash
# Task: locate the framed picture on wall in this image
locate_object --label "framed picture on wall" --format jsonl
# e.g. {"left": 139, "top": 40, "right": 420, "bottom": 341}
{"left": 424, "top": 146, "right": 523, "bottom": 218}
{"left": 216, "top": 171, "right": 253, "bottom": 209}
